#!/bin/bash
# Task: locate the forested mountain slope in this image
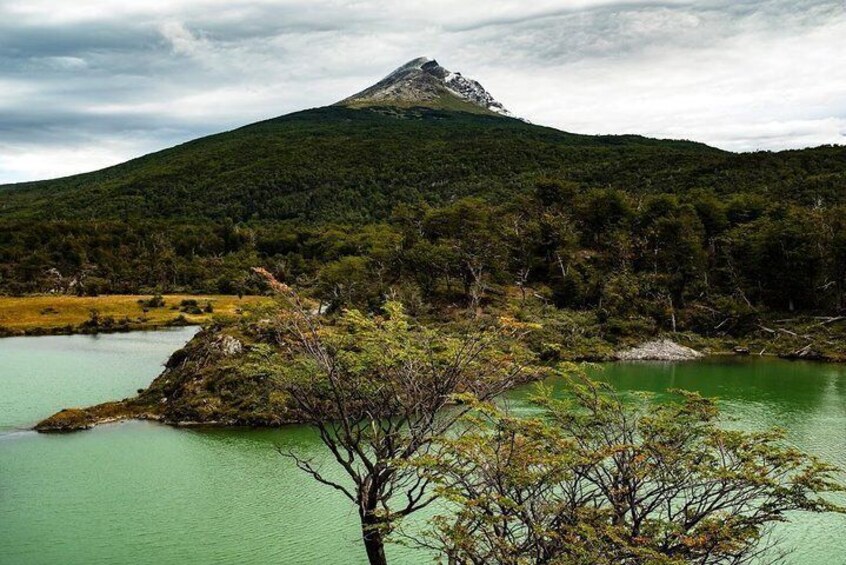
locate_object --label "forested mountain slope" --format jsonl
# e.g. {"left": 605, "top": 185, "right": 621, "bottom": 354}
{"left": 2, "top": 58, "right": 846, "bottom": 344}
{"left": 3, "top": 102, "right": 845, "bottom": 223}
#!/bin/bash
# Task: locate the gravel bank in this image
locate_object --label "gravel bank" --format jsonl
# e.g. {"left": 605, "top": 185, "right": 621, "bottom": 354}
{"left": 616, "top": 339, "right": 703, "bottom": 361}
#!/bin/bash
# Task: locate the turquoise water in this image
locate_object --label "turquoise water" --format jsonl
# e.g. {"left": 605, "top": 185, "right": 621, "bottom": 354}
{"left": 0, "top": 328, "right": 200, "bottom": 431}
{"left": 1, "top": 333, "right": 844, "bottom": 564}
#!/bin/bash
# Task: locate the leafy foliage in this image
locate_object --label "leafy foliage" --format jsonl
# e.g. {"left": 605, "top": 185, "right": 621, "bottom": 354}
{"left": 2, "top": 106, "right": 846, "bottom": 351}
{"left": 253, "top": 269, "right": 540, "bottom": 565}
{"left": 413, "top": 371, "right": 845, "bottom": 564}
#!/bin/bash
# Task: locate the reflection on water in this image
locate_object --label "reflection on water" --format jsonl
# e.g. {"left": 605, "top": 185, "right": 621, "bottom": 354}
{"left": 1, "top": 334, "right": 844, "bottom": 564}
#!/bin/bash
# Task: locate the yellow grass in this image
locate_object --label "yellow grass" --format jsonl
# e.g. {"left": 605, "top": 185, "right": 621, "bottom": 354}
{"left": 0, "top": 294, "right": 269, "bottom": 333}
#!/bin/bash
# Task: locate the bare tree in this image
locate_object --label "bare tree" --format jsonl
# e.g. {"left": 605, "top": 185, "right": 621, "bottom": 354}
{"left": 254, "top": 268, "right": 537, "bottom": 565}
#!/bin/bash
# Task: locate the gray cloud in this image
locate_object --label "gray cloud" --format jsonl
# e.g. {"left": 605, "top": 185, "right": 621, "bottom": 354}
{"left": 0, "top": 0, "right": 844, "bottom": 183}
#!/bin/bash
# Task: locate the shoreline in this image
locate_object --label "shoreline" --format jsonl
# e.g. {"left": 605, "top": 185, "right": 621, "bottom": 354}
{"left": 32, "top": 349, "right": 843, "bottom": 434}
{"left": 0, "top": 320, "right": 197, "bottom": 338}
{"left": 19, "top": 297, "right": 846, "bottom": 434}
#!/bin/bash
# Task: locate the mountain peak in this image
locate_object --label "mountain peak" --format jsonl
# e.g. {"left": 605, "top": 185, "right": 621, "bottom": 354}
{"left": 339, "top": 57, "right": 513, "bottom": 117}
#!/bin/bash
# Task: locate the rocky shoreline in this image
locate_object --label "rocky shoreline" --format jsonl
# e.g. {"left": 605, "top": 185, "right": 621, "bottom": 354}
{"left": 616, "top": 339, "right": 704, "bottom": 362}
{"left": 32, "top": 327, "right": 840, "bottom": 433}
{"left": 35, "top": 328, "right": 300, "bottom": 433}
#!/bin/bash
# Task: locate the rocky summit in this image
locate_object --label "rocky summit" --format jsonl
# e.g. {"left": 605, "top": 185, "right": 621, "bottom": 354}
{"left": 339, "top": 57, "right": 512, "bottom": 116}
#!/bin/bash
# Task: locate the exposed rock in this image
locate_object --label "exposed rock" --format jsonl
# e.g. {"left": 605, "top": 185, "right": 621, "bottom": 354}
{"left": 36, "top": 328, "right": 295, "bottom": 433}
{"left": 780, "top": 344, "right": 827, "bottom": 361}
{"left": 216, "top": 335, "right": 243, "bottom": 356}
{"left": 339, "top": 57, "right": 513, "bottom": 116}
{"left": 616, "top": 339, "right": 704, "bottom": 362}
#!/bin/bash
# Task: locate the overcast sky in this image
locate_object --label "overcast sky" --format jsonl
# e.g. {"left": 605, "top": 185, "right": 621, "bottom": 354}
{"left": 1, "top": 0, "right": 844, "bottom": 184}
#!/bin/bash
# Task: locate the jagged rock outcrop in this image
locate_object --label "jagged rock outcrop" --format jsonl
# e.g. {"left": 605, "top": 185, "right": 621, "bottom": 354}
{"left": 339, "top": 57, "right": 513, "bottom": 116}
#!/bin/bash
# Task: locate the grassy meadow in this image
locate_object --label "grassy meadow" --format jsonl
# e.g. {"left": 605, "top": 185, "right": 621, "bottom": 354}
{"left": 0, "top": 294, "right": 268, "bottom": 336}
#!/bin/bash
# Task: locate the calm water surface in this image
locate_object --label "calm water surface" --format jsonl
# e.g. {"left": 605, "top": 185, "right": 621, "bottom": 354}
{"left": 1, "top": 332, "right": 844, "bottom": 564}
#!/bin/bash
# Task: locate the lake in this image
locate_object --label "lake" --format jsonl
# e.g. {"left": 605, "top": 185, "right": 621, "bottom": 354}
{"left": 1, "top": 330, "right": 844, "bottom": 564}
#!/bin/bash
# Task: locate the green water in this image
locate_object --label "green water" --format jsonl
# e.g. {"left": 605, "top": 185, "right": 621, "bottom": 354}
{"left": 1, "top": 334, "right": 844, "bottom": 564}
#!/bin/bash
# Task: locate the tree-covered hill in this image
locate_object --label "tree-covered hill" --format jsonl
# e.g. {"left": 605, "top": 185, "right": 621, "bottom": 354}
{"left": 3, "top": 104, "right": 843, "bottom": 223}
{"left": 2, "top": 95, "right": 846, "bottom": 355}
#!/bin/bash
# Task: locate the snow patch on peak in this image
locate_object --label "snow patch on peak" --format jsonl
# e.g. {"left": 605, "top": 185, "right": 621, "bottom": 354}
{"left": 443, "top": 72, "right": 513, "bottom": 117}
{"left": 340, "top": 57, "right": 513, "bottom": 117}
{"left": 386, "top": 57, "right": 431, "bottom": 78}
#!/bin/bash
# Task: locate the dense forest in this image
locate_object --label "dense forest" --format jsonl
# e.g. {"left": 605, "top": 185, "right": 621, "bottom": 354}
{"left": 2, "top": 105, "right": 846, "bottom": 343}
{"left": 3, "top": 182, "right": 846, "bottom": 326}
{"left": 2, "top": 106, "right": 845, "bottom": 222}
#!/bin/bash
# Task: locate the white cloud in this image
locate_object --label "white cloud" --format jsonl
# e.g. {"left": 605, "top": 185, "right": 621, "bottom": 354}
{"left": 0, "top": 0, "right": 844, "bottom": 183}
{"left": 159, "top": 21, "right": 210, "bottom": 56}
{"left": 0, "top": 139, "right": 153, "bottom": 184}
{"left": 37, "top": 56, "right": 89, "bottom": 70}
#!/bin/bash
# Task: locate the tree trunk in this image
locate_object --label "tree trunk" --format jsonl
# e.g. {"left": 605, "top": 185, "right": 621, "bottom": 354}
{"left": 670, "top": 295, "right": 677, "bottom": 333}
{"left": 360, "top": 513, "right": 387, "bottom": 565}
